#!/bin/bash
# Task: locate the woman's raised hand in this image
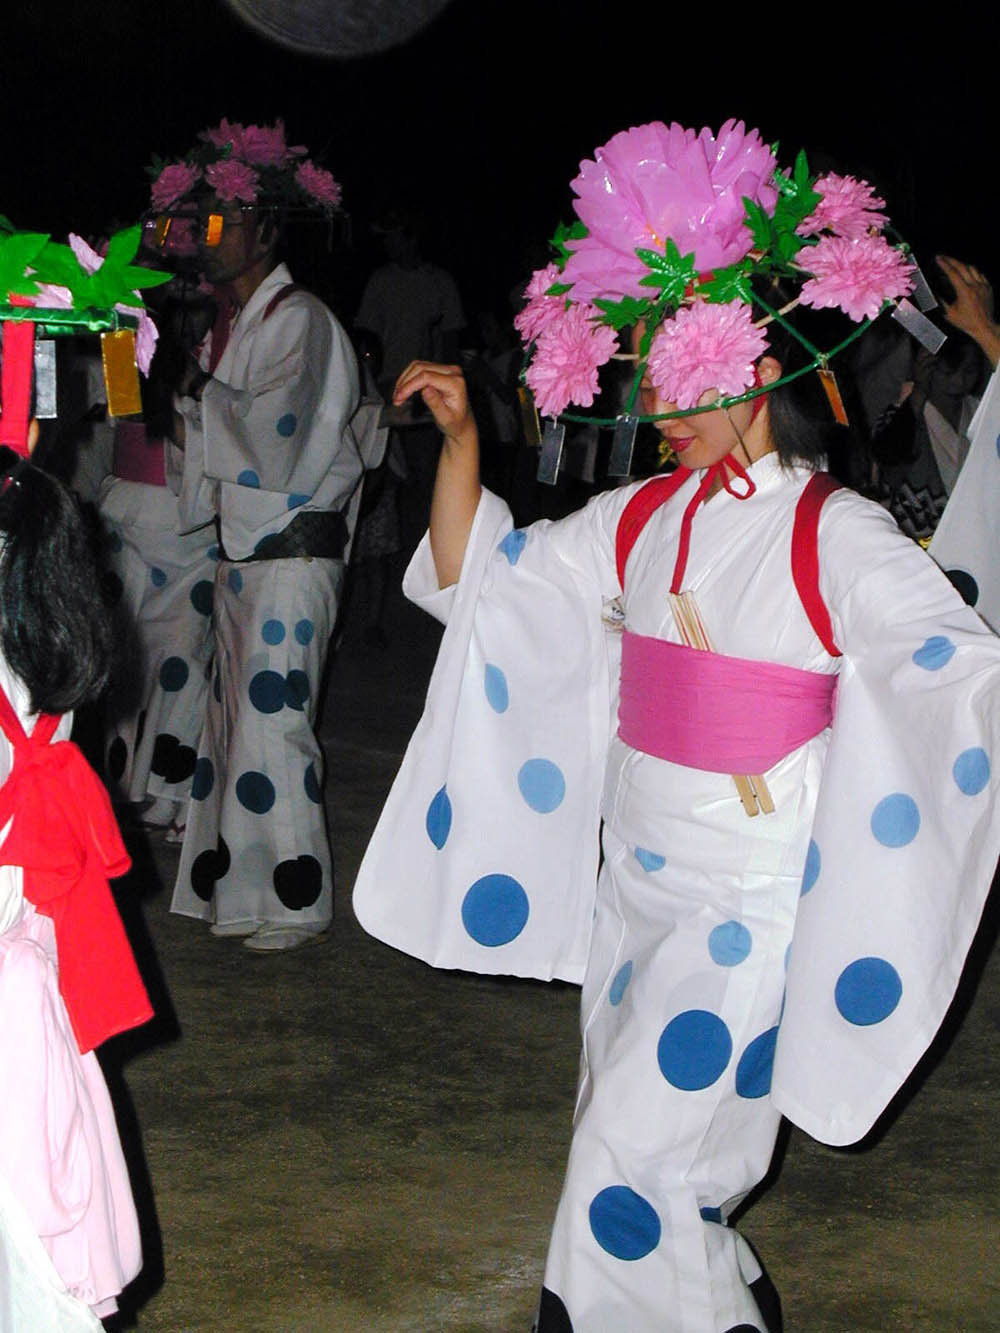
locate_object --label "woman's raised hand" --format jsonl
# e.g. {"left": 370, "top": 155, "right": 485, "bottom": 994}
{"left": 393, "top": 361, "right": 476, "bottom": 445}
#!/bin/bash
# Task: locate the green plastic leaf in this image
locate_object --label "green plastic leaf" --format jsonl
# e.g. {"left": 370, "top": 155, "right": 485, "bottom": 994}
{"left": 635, "top": 239, "right": 695, "bottom": 306}
{"left": 742, "top": 197, "right": 772, "bottom": 252}
{"left": 0, "top": 232, "right": 50, "bottom": 297}
{"left": 544, "top": 281, "right": 573, "bottom": 297}
{"left": 550, "top": 219, "right": 588, "bottom": 269}
{"left": 697, "top": 261, "right": 754, "bottom": 306}
{"left": 593, "top": 294, "right": 652, "bottom": 331}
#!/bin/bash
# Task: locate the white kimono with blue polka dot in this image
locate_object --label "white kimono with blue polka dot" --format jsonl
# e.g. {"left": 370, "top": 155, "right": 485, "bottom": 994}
{"left": 354, "top": 452, "right": 1000, "bottom": 1332}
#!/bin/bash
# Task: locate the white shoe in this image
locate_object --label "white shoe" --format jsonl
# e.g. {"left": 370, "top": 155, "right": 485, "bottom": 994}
{"left": 209, "top": 920, "right": 260, "bottom": 938}
{"left": 242, "top": 924, "right": 328, "bottom": 952}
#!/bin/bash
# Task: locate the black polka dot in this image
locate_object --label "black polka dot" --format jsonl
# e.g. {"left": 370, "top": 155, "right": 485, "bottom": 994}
{"left": 945, "top": 568, "right": 980, "bottom": 606}
{"left": 273, "top": 855, "right": 323, "bottom": 909}
{"left": 535, "top": 1288, "right": 573, "bottom": 1333}
{"left": 150, "top": 733, "right": 198, "bottom": 784}
{"left": 107, "top": 736, "right": 127, "bottom": 782}
{"left": 190, "top": 836, "right": 231, "bottom": 901}
{"left": 722, "top": 1326, "right": 762, "bottom": 1333}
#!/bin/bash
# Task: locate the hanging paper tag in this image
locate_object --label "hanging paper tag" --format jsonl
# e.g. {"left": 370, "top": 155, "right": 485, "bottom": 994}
{"left": 33, "top": 339, "right": 57, "bottom": 418}
{"left": 907, "top": 263, "right": 937, "bottom": 313}
{"left": 101, "top": 330, "right": 143, "bottom": 417}
{"left": 817, "top": 367, "right": 849, "bottom": 426}
{"left": 607, "top": 413, "right": 638, "bottom": 477}
{"left": 518, "top": 385, "right": 541, "bottom": 449}
{"left": 892, "top": 298, "right": 947, "bottom": 354}
{"left": 537, "top": 418, "right": 565, "bottom": 485}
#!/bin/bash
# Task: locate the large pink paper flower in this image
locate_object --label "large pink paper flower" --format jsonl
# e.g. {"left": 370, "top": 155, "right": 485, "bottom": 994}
{"left": 200, "top": 118, "right": 247, "bottom": 153}
{"left": 205, "top": 159, "right": 259, "bottom": 205}
{"left": 646, "top": 300, "right": 768, "bottom": 410}
{"left": 242, "top": 120, "right": 305, "bottom": 167}
{"left": 525, "top": 303, "right": 618, "bottom": 417}
{"left": 562, "top": 120, "right": 778, "bottom": 303}
{"left": 798, "top": 234, "right": 914, "bottom": 322}
{"left": 797, "top": 173, "right": 888, "bottom": 240}
{"left": 514, "top": 263, "right": 565, "bottom": 345}
{"left": 295, "top": 160, "right": 342, "bottom": 209}
{"left": 151, "top": 161, "right": 201, "bottom": 211}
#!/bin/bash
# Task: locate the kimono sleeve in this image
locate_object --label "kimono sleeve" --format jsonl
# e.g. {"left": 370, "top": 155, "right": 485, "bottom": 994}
{"left": 353, "top": 486, "right": 630, "bottom": 983}
{"left": 772, "top": 489, "right": 1000, "bottom": 1145}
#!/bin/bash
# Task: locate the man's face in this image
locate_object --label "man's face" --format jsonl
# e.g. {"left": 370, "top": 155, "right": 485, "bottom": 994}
{"left": 198, "top": 201, "right": 266, "bottom": 285}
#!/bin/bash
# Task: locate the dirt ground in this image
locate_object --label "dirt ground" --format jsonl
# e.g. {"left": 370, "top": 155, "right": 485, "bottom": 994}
{"left": 102, "top": 588, "right": 1000, "bottom": 1333}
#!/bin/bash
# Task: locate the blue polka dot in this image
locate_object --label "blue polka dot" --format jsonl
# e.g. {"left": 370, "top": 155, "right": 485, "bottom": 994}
{"left": 285, "top": 670, "right": 309, "bottom": 711}
{"left": 708, "top": 921, "right": 752, "bottom": 967}
{"left": 953, "top": 747, "right": 990, "bottom": 796}
{"left": 254, "top": 534, "right": 277, "bottom": 554}
{"left": 150, "top": 566, "right": 167, "bottom": 587}
{"left": 159, "top": 656, "right": 189, "bottom": 692}
{"left": 609, "top": 961, "right": 633, "bottom": 1006}
{"left": 801, "top": 839, "right": 821, "bottom": 894}
{"left": 207, "top": 544, "right": 220, "bottom": 562}
{"left": 304, "top": 762, "right": 322, "bottom": 804}
{"left": 276, "top": 413, "right": 297, "bottom": 437}
{"left": 871, "top": 793, "right": 920, "bottom": 847}
{"left": 108, "top": 531, "right": 123, "bottom": 553}
{"left": 912, "top": 636, "right": 956, "bottom": 671}
{"left": 248, "top": 670, "right": 286, "bottom": 714}
{"left": 995, "top": 431, "right": 1000, "bottom": 461}
{"left": 235, "top": 771, "right": 276, "bottom": 814}
{"left": 425, "top": 786, "right": 452, "bottom": 849}
{"left": 287, "top": 493, "right": 310, "bottom": 509}
{"left": 191, "top": 757, "right": 214, "bottom": 801}
{"left": 498, "top": 529, "right": 527, "bottom": 565}
{"left": 517, "top": 758, "right": 565, "bottom": 813}
{"left": 589, "top": 1186, "right": 661, "bottom": 1262}
{"left": 835, "top": 957, "right": 903, "bottom": 1026}
{"left": 484, "top": 664, "right": 509, "bottom": 713}
{"left": 190, "top": 579, "right": 214, "bottom": 615}
{"left": 294, "top": 619, "right": 315, "bottom": 645}
{"left": 228, "top": 568, "right": 243, "bottom": 594}
{"left": 237, "top": 469, "right": 260, "bottom": 488}
{"left": 262, "top": 619, "right": 285, "bottom": 645}
{"left": 699, "top": 1206, "right": 723, "bottom": 1224}
{"left": 657, "top": 1010, "right": 732, "bottom": 1091}
{"left": 735, "top": 1027, "right": 779, "bottom": 1099}
{"left": 461, "top": 874, "right": 529, "bottom": 946}
{"left": 634, "top": 847, "right": 665, "bottom": 872}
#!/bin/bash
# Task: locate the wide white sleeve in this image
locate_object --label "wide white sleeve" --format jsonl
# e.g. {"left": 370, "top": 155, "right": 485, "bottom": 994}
{"left": 353, "top": 486, "right": 631, "bottom": 983}
{"left": 773, "top": 489, "right": 1000, "bottom": 1145}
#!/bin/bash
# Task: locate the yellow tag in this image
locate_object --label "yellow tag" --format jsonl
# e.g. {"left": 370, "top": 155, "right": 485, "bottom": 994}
{"left": 155, "top": 215, "right": 172, "bottom": 247}
{"left": 518, "top": 385, "right": 541, "bottom": 448}
{"left": 101, "top": 330, "right": 143, "bottom": 418}
{"left": 204, "top": 213, "right": 224, "bottom": 247}
{"left": 817, "top": 366, "right": 849, "bottom": 426}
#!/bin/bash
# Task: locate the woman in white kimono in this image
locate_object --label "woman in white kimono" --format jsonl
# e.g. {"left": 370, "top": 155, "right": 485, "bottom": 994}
{"left": 355, "top": 124, "right": 1000, "bottom": 1332}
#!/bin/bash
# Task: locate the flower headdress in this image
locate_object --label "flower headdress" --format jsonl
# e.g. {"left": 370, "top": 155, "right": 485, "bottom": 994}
{"left": 147, "top": 118, "right": 343, "bottom": 257}
{"left": 516, "top": 120, "right": 926, "bottom": 467}
{"left": 0, "top": 217, "right": 169, "bottom": 455}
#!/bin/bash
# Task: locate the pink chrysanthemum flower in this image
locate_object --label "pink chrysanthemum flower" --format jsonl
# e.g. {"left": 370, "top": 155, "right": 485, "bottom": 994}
{"left": 151, "top": 162, "right": 201, "bottom": 211}
{"left": 200, "top": 118, "right": 247, "bottom": 154}
{"left": 646, "top": 300, "right": 769, "bottom": 410}
{"left": 525, "top": 303, "right": 618, "bottom": 418}
{"left": 241, "top": 121, "right": 304, "bottom": 167}
{"left": 514, "top": 263, "right": 565, "bottom": 346}
{"left": 205, "top": 159, "right": 260, "bottom": 205}
{"left": 562, "top": 120, "right": 778, "bottom": 303}
{"left": 295, "top": 160, "right": 342, "bottom": 209}
{"left": 798, "top": 234, "right": 914, "bottom": 322}
{"left": 797, "top": 173, "right": 888, "bottom": 240}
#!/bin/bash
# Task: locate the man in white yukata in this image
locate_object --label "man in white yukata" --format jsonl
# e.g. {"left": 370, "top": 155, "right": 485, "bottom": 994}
{"left": 164, "top": 129, "right": 362, "bottom": 951}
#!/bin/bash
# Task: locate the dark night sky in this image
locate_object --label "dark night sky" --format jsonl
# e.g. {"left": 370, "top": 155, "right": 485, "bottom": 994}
{"left": 8, "top": 1, "right": 994, "bottom": 319}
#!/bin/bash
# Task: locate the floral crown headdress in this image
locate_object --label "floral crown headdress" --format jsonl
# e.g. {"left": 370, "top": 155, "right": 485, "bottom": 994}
{"left": 0, "top": 217, "right": 169, "bottom": 456}
{"left": 147, "top": 118, "right": 343, "bottom": 258}
{"left": 516, "top": 120, "right": 937, "bottom": 478}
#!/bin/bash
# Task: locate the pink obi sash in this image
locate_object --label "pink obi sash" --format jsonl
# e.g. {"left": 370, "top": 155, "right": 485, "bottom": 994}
{"left": 618, "top": 630, "right": 836, "bottom": 773}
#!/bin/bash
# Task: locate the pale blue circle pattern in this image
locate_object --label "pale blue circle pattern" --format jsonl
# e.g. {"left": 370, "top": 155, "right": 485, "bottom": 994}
{"left": 191, "top": 757, "right": 214, "bottom": 801}
{"left": 159, "top": 657, "right": 189, "bottom": 692}
{"left": 262, "top": 619, "right": 285, "bottom": 645}
{"left": 235, "top": 770, "right": 276, "bottom": 814}
{"left": 870, "top": 793, "right": 920, "bottom": 847}
{"left": 150, "top": 566, "right": 167, "bottom": 587}
{"left": 304, "top": 762, "right": 322, "bottom": 805}
{"left": 517, "top": 758, "right": 565, "bottom": 813}
{"left": 498, "top": 529, "right": 527, "bottom": 565}
{"left": 425, "top": 785, "right": 452, "bottom": 850}
{"left": 484, "top": 664, "right": 509, "bottom": 713}
{"left": 953, "top": 747, "right": 990, "bottom": 796}
{"left": 657, "top": 1010, "right": 732, "bottom": 1090}
{"left": 237, "top": 469, "right": 261, "bottom": 488}
{"left": 589, "top": 1186, "right": 661, "bottom": 1261}
{"left": 228, "top": 568, "right": 243, "bottom": 594}
{"left": 461, "top": 874, "right": 529, "bottom": 946}
{"left": 708, "top": 921, "right": 752, "bottom": 966}
{"left": 190, "top": 580, "right": 214, "bottom": 615}
{"left": 634, "top": 847, "right": 666, "bottom": 872}
{"left": 294, "top": 619, "right": 315, "bottom": 645}
{"left": 801, "top": 839, "right": 821, "bottom": 894}
{"left": 735, "top": 1026, "right": 779, "bottom": 1099}
{"left": 609, "top": 961, "right": 633, "bottom": 1006}
{"left": 912, "top": 636, "right": 956, "bottom": 671}
{"left": 276, "top": 413, "right": 297, "bottom": 437}
{"left": 835, "top": 957, "right": 902, "bottom": 1025}
{"left": 287, "top": 492, "right": 310, "bottom": 509}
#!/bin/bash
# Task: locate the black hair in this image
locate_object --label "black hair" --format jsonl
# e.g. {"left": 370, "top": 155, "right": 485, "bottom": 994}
{"left": 0, "top": 446, "right": 114, "bottom": 714}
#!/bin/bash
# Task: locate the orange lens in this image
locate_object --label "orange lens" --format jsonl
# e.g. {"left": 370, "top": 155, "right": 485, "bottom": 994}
{"left": 154, "top": 216, "right": 172, "bottom": 247}
{"left": 204, "top": 214, "right": 224, "bottom": 247}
